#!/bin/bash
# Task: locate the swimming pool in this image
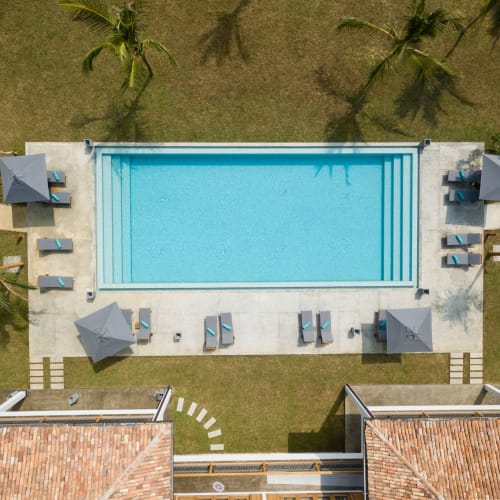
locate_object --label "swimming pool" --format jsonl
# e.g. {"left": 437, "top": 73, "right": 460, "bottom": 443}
{"left": 96, "top": 144, "right": 418, "bottom": 288}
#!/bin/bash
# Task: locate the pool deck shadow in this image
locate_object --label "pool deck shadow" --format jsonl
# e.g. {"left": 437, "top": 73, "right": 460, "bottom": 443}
{"left": 26, "top": 142, "right": 484, "bottom": 361}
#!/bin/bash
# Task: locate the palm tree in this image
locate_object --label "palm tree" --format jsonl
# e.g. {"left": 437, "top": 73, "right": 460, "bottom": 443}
{"left": 446, "top": 0, "right": 500, "bottom": 57}
{"left": 0, "top": 272, "right": 34, "bottom": 312}
{"left": 337, "top": 0, "right": 458, "bottom": 100}
{"left": 59, "top": 0, "right": 176, "bottom": 93}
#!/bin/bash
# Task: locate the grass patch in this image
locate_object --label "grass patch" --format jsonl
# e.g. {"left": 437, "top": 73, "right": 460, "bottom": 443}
{"left": 0, "top": 1, "right": 498, "bottom": 148}
{"left": 484, "top": 231, "right": 500, "bottom": 383}
{"left": 0, "top": 230, "right": 29, "bottom": 389}
{"left": 65, "top": 353, "right": 448, "bottom": 453}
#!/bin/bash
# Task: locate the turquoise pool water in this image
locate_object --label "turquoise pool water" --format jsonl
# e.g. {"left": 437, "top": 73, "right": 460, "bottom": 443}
{"left": 96, "top": 145, "right": 418, "bottom": 288}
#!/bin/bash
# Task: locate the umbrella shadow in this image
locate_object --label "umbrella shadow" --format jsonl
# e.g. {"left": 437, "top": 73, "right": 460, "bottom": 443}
{"left": 198, "top": 0, "right": 252, "bottom": 65}
{"left": 314, "top": 66, "right": 410, "bottom": 142}
{"left": 70, "top": 95, "right": 150, "bottom": 142}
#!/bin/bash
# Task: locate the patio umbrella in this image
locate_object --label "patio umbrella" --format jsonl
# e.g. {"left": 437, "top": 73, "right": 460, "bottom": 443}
{"left": 0, "top": 154, "right": 50, "bottom": 203}
{"left": 479, "top": 154, "right": 500, "bottom": 201}
{"left": 386, "top": 307, "right": 433, "bottom": 354}
{"left": 75, "top": 302, "right": 135, "bottom": 363}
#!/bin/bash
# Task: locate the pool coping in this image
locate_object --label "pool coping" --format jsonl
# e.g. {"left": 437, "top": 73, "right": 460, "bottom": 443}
{"left": 95, "top": 143, "right": 419, "bottom": 289}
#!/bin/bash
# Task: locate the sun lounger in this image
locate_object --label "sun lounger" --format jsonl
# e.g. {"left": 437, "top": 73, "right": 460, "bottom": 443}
{"left": 220, "top": 312, "right": 234, "bottom": 345}
{"left": 121, "top": 309, "right": 133, "bottom": 332}
{"left": 37, "top": 238, "right": 73, "bottom": 251}
{"left": 47, "top": 171, "right": 66, "bottom": 184}
{"left": 447, "top": 169, "right": 481, "bottom": 183}
{"left": 300, "top": 310, "right": 315, "bottom": 343}
{"left": 44, "top": 191, "right": 71, "bottom": 205}
{"left": 446, "top": 233, "right": 481, "bottom": 246}
{"left": 376, "top": 310, "right": 387, "bottom": 342}
{"left": 137, "top": 308, "right": 151, "bottom": 343}
{"left": 449, "top": 188, "right": 479, "bottom": 202}
{"left": 447, "top": 253, "right": 482, "bottom": 266}
{"left": 38, "top": 275, "right": 74, "bottom": 289}
{"left": 205, "top": 316, "right": 218, "bottom": 350}
{"left": 319, "top": 311, "right": 333, "bottom": 344}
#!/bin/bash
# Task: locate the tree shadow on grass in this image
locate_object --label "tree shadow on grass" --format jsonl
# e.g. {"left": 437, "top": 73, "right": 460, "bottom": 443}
{"left": 315, "top": 66, "right": 410, "bottom": 142}
{"left": 198, "top": 0, "right": 251, "bottom": 65}
{"left": 288, "top": 389, "right": 345, "bottom": 452}
{"left": 70, "top": 95, "right": 150, "bottom": 142}
{"left": 395, "top": 70, "right": 474, "bottom": 127}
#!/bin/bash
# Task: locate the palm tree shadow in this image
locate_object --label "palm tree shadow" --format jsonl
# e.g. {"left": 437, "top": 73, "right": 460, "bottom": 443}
{"left": 198, "top": 0, "right": 251, "bottom": 65}
{"left": 315, "top": 66, "right": 410, "bottom": 142}
{"left": 70, "top": 94, "right": 150, "bottom": 142}
{"left": 395, "top": 70, "right": 474, "bottom": 126}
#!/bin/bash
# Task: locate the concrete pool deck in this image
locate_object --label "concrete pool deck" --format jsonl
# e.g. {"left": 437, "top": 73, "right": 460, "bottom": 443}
{"left": 26, "top": 142, "right": 485, "bottom": 360}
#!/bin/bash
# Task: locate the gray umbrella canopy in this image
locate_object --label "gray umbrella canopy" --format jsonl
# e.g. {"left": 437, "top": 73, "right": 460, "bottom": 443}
{"left": 386, "top": 307, "right": 433, "bottom": 354}
{"left": 75, "top": 302, "right": 135, "bottom": 363}
{"left": 479, "top": 154, "right": 500, "bottom": 201}
{"left": 0, "top": 154, "right": 50, "bottom": 203}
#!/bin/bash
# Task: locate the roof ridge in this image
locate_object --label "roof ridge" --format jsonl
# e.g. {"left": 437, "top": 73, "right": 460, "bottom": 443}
{"left": 99, "top": 425, "right": 170, "bottom": 499}
{"left": 365, "top": 420, "right": 445, "bottom": 500}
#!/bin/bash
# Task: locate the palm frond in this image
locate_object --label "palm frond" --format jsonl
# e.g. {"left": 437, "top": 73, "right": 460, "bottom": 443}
{"left": 488, "top": 1, "right": 500, "bottom": 45}
{"left": 337, "top": 17, "right": 394, "bottom": 39}
{"left": 82, "top": 43, "right": 111, "bottom": 72}
{"left": 0, "top": 292, "right": 11, "bottom": 312}
{"left": 142, "top": 40, "right": 177, "bottom": 66}
{"left": 360, "top": 50, "right": 399, "bottom": 96}
{"left": 121, "top": 57, "right": 149, "bottom": 92}
{"left": 409, "top": 48, "right": 456, "bottom": 79}
{"left": 59, "top": 0, "right": 114, "bottom": 31}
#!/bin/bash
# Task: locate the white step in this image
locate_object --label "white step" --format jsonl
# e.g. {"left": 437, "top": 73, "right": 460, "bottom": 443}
{"left": 187, "top": 402, "right": 197, "bottom": 416}
{"left": 176, "top": 397, "right": 184, "bottom": 412}
{"left": 204, "top": 417, "right": 216, "bottom": 429}
{"left": 196, "top": 408, "right": 207, "bottom": 422}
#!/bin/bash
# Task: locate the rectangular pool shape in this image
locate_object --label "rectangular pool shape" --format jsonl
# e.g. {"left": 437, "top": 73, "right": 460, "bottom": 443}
{"left": 96, "top": 145, "right": 418, "bottom": 288}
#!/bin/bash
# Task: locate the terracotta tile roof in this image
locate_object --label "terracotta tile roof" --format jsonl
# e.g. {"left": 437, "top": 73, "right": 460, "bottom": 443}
{"left": 0, "top": 422, "right": 172, "bottom": 499}
{"left": 365, "top": 418, "right": 500, "bottom": 500}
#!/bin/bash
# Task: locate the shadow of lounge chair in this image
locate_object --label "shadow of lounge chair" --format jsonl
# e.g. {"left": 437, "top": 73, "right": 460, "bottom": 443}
{"left": 38, "top": 275, "right": 74, "bottom": 290}
{"left": 300, "top": 310, "right": 315, "bottom": 343}
{"left": 37, "top": 238, "right": 73, "bottom": 251}
{"left": 446, "top": 233, "right": 481, "bottom": 246}
{"left": 448, "top": 188, "right": 479, "bottom": 202}
{"left": 205, "top": 316, "right": 218, "bottom": 351}
{"left": 319, "top": 311, "right": 333, "bottom": 344}
{"left": 447, "top": 253, "right": 482, "bottom": 266}
{"left": 220, "top": 312, "right": 234, "bottom": 346}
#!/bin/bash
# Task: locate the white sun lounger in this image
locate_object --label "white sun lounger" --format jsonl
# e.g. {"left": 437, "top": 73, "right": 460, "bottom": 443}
{"left": 205, "top": 316, "right": 218, "bottom": 350}
{"left": 37, "top": 238, "right": 73, "bottom": 251}
{"left": 319, "top": 311, "right": 333, "bottom": 344}
{"left": 301, "top": 310, "right": 315, "bottom": 343}
{"left": 220, "top": 312, "right": 234, "bottom": 345}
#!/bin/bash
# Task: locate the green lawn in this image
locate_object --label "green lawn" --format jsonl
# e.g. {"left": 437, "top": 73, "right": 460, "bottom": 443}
{"left": 65, "top": 353, "right": 448, "bottom": 453}
{"left": 0, "top": 230, "right": 29, "bottom": 389}
{"left": 484, "top": 231, "right": 500, "bottom": 382}
{"left": 0, "top": 1, "right": 499, "bottom": 150}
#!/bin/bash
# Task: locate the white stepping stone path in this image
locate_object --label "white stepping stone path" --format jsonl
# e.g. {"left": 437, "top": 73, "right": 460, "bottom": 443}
{"left": 50, "top": 357, "right": 64, "bottom": 390}
{"left": 204, "top": 417, "right": 216, "bottom": 429}
{"left": 196, "top": 408, "right": 207, "bottom": 422}
{"left": 176, "top": 396, "right": 223, "bottom": 451}
{"left": 176, "top": 397, "right": 184, "bottom": 412}
{"left": 29, "top": 356, "right": 44, "bottom": 390}
{"left": 449, "top": 352, "right": 463, "bottom": 385}
{"left": 187, "top": 402, "right": 197, "bottom": 416}
{"left": 469, "top": 352, "right": 483, "bottom": 384}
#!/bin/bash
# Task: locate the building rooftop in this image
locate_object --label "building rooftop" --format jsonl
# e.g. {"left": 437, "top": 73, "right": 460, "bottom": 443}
{"left": 0, "top": 421, "right": 172, "bottom": 499}
{"left": 365, "top": 417, "right": 500, "bottom": 500}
